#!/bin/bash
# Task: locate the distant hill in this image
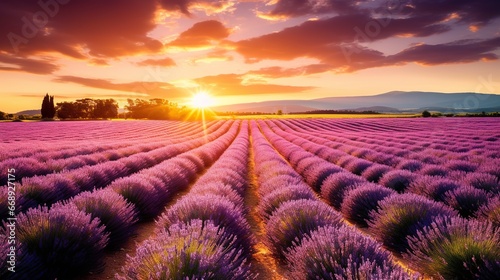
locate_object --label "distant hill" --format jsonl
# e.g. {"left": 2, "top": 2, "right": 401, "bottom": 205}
{"left": 16, "top": 109, "right": 41, "bottom": 115}
{"left": 212, "top": 91, "right": 500, "bottom": 113}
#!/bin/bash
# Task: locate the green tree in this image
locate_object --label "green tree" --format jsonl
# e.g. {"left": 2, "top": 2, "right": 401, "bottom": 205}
{"left": 422, "top": 110, "right": 431, "bottom": 118}
{"left": 0, "top": 111, "right": 5, "bottom": 120}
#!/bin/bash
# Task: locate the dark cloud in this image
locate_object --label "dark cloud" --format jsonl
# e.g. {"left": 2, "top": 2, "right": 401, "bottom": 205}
{"left": 167, "top": 20, "right": 231, "bottom": 49}
{"left": 388, "top": 37, "right": 500, "bottom": 66}
{"left": 235, "top": 14, "right": 447, "bottom": 70}
{"left": 159, "top": 0, "right": 235, "bottom": 16}
{"left": 0, "top": 0, "right": 162, "bottom": 63}
{"left": 0, "top": 54, "right": 59, "bottom": 74}
{"left": 194, "top": 73, "right": 314, "bottom": 95}
{"left": 259, "top": 0, "right": 362, "bottom": 20}
{"left": 54, "top": 76, "right": 187, "bottom": 98}
{"left": 136, "top": 58, "right": 177, "bottom": 67}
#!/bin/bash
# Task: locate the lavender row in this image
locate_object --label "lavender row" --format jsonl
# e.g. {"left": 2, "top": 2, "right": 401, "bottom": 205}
{"left": 268, "top": 120, "right": 500, "bottom": 213}
{"left": 250, "top": 121, "right": 412, "bottom": 279}
{"left": 261, "top": 121, "right": 500, "bottom": 278}
{"left": 273, "top": 119, "right": 500, "bottom": 180}
{"left": 118, "top": 121, "right": 256, "bottom": 279}
{"left": 0, "top": 120, "right": 234, "bottom": 220}
{"left": 0, "top": 120, "right": 220, "bottom": 166}
{"left": 0, "top": 120, "right": 223, "bottom": 185}
{"left": 0, "top": 121, "right": 242, "bottom": 279}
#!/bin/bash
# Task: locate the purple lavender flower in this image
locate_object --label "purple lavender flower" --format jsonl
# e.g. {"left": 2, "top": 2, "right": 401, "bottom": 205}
{"left": 320, "top": 172, "right": 366, "bottom": 210}
{"left": 286, "top": 225, "right": 411, "bottom": 280}
{"left": 14, "top": 204, "right": 108, "bottom": 279}
{"left": 443, "top": 186, "right": 490, "bottom": 218}
{"left": 259, "top": 185, "right": 317, "bottom": 221}
{"left": 117, "top": 220, "right": 254, "bottom": 280}
{"left": 341, "top": 184, "right": 396, "bottom": 228}
{"left": 265, "top": 199, "right": 343, "bottom": 260}
{"left": 379, "top": 170, "right": 418, "bottom": 193}
{"left": 405, "top": 217, "right": 500, "bottom": 279}
{"left": 361, "top": 164, "right": 392, "bottom": 183}
{"left": 369, "top": 193, "right": 457, "bottom": 254}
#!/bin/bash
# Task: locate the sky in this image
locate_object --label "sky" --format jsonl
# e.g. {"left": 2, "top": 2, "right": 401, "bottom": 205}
{"left": 1, "top": 0, "right": 500, "bottom": 113}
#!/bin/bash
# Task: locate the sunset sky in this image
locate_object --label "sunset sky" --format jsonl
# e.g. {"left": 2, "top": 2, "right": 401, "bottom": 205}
{"left": 1, "top": 0, "right": 500, "bottom": 113}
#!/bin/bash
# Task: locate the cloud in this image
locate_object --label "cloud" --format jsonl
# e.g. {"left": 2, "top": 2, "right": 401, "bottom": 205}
{"left": 388, "top": 37, "right": 500, "bottom": 66}
{"left": 167, "top": 20, "right": 231, "bottom": 50}
{"left": 0, "top": 0, "right": 162, "bottom": 59}
{"left": 0, "top": 54, "right": 59, "bottom": 74}
{"left": 54, "top": 76, "right": 187, "bottom": 98}
{"left": 159, "top": 0, "right": 236, "bottom": 16}
{"left": 235, "top": 14, "right": 447, "bottom": 70}
{"left": 194, "top": 73, "right": 314, "bottom": 95}
{"left": 136, "top": 57, "right": 177, "bottom": 67}
{"left": 258, "top": 0, "right": 360, "bottom": 20}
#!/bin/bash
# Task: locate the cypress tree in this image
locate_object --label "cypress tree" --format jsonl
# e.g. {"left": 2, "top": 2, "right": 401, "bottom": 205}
{"left": 41, "top": 93, "right": 56, "bottom": 119}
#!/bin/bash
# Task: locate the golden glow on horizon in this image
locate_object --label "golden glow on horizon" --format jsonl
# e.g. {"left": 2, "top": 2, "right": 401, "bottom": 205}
{"left": 190, "top": 91, "right": 215, "bottom": 108}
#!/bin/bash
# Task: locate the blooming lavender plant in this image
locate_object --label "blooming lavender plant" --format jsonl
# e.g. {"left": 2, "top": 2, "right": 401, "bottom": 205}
{"left": 379, "top": 170, "right": 418, "bottom": 193}
{"left": 286, "top": 225, "right": 410, "bottom": 280}
{"left": 405, "top": 217, "right": 500, "bottom": 279}
{"left": 14, "top": 204, "right": 108, "bottom": 279}
{"left": 259, "top": 185, "right": 317, "bottom": 221}
{"left": 443, "top": 186, "right": 490, "bottom": 218}
{"left": 117, "top": 220, "right": 254, "bottom": 280}
{"left": 369, "top": 193, "right": 457, "bottom": 254}
{"left": 265, "top": 199, "right": 343, "bottom": 260}
{"left": 320, "top": 172, "right": 366, "bottom": 210}
{"left": 67, "top": 188, "right": 138, "bottom": 249}
{"left": 341, "top": 184, "right": 396, "bottom": 228}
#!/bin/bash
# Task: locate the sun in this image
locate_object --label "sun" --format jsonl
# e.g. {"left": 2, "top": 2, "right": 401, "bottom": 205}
{"left": 191, "top": 91, "right": 215, "bottom": 109}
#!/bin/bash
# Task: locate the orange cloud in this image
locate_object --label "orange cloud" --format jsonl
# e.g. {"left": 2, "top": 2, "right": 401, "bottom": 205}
{"left": 136, "top": 57, "right": 177, "bottom": 67}
{"left": 54, "top": 76, "right": 187, "bottom": 98}
{"left": 167, "top": 20, "right": 231, "bottom": 50}
{"left": 0, "top": 54, "right": 59, "bottom": 74}
{"left": 194, "top": 73, "right": 314, "bottom": 95}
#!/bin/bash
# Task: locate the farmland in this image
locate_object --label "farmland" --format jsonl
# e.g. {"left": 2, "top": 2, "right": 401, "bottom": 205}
{"left": 1, "top": 118, "right": 499, "bottom": 279}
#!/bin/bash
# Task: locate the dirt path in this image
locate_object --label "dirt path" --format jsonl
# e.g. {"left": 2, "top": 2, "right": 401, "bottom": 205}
{"left": 245, "top": 135, "right": 287, "bottom": 280}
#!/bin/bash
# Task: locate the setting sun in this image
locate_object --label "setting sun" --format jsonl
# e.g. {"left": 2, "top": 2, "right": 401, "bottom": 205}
{"left": 191, "top": 91, "right": 215, "bottom": 109}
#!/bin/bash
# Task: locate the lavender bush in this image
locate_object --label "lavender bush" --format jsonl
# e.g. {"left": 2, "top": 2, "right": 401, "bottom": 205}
{"left": 320, "top": 172, "right": 366, "bottom": 210}
{"left": 405, "top": 217, "right": 500, "bottom": 279}
{"left": 14, "top": 205, "right": 108, "bottom": 279}
{"left": 117, "top": 220, "right": 253, "bottom": 280}
{"left": 443, "top": 186, "right": 490, "bottom": 218}
{"left": 286, "top": 225, "right": 410, "bottom": 280}
{"left": 369, "top": 194, "right": 457, "bottom": 254}
{"left": 341, "top": 184, "right": 396, "bottom": 228}
{"left": 379, "top": 170, "right": 418, "bottom": 193}
{"left": 265, "top": 199, "right": 343, "bottom": 260}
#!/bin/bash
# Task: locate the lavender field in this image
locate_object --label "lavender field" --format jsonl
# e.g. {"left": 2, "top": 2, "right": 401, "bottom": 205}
{"left": 1, "top": 118, "right": 500, "bottom": 280}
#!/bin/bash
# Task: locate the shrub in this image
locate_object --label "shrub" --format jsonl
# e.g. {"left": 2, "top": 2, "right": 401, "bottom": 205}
{"left": 407, "top": 176, "right": 462, "bottom": 202}
{"left": 396, "top": 159, "right": 423, "bottom": 172}
{"left": 443, "top": 186, "right": 490, "bottom": 218}
{"left": 302, "top": 164, "right": 343, "bottom": 191}
{"left": 69, "top": 189, "right": 138, "bottom": 249}
{"left": 265, "top": 199, "right": 343, "bottom": 260}
{"left": 341, "top": 184, "right": 396, "bottom": 228}
{"left": 478, "top": 197, "right": 500, "bottom": 227}
{"left": 286, "top": 226, "right": 410, "bottom": 280}
{"left": 361, "top": 164, "right": 392, "bottom": 183}
{"left": 405, "top": 217, "right": 500, "bottom": 280}
{"left": 320, "top": 172, "right": 366, "bottom": 210}
{"left": 156, "top": 194, "right": 253, "bottom": 255}
{"left": 117, "top": 220, "right": 253, "bottom": 280}
{"left": 259, "top": 185, "right": 317, "bottom": 221}
{"left": 14, "top": 205, "right": 108, "bottom": 279}
{"left": 111, "top": 176, "right": 168, "bottom": 219}
{"left": 463, "top": 172, "right": 499, "bottom": 194}
{"left": 445, "top": 160, "right": 478, "bottom": 173}
{"left": 191, "top": 183, "right": 244, "bottom": 209}
{"left": 419, "top": 164, "right": 449, "bottom": 176}
{"left": 258, "top": 174, "right": 305, "bottom": 196}
{"left": 369, "top": 194, "right": 457, "bottom": 254}
{"left": 344, "top": 158, "right": 373, "bottom": 175}
{"left": 379, "top": 170, "right": 417, "bottom": 193}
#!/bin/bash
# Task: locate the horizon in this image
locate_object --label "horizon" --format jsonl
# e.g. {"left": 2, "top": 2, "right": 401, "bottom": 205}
{"left": 1, "top": 1, "right": 500, "bottom": 112}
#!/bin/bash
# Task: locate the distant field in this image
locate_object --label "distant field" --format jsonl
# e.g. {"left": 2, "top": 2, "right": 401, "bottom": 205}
{"left": 1, "top": 118, "right": 499, "bottom": 279}
{"left": 216, "top": 113, "right": 418, "bottom": 119}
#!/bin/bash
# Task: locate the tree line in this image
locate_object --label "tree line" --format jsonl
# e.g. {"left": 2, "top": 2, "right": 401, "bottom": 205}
{"left": 36, "top": 95, "right": 206, "bottom": 120}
